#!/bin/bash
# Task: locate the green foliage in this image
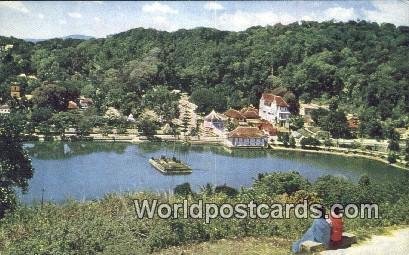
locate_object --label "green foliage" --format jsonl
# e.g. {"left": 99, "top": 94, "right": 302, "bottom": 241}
{"left": 31, "top": 83, "right": 79, "bottom": 111}
{"left": 310, "top": 108, "right": 350, "bottom": 138}
{"left": 358, "top": 107, "right": 384, "bottom": 139}
{"left": 300, "top": 137, "right": 321, "bottom": 149}
{"left": 387, "top": 153, "right": 398, "bottom": 164}
{"left": 0, "top": 115, "right": 34, "bottom": 217}
{"left": 289, "top": 116, "right": 304, "bottom": 131}
{"left": 214, "top": 185, "right": 238, "bottom": 197}
{"left": 277, "top": 133, "right": 290, "bottom": 147}
{"left": 30, "top": 107, "right": 53, "bottom": 125}
{"left": 174, "top": 182, "right": 193, "bottom": 197}
{"left": 289, "top": 137, "right": 296, "bottom": 148}
{"left": 190, "top": 86, "right": 228, "bottom": 113}
{"left": 323, "top": 138, "right": 333, "bottom": 147}
{"left": 253, "top": 172, "right": 310, "bottom": 196}
{"left": 1, "top": 170, "right": 409, "bottom": 254}
{"left": 143, "top": 86, "right": 180, "bottom": 123}
{"left": 1, "top": 22, "right": 408, "bottom": 132}
{"left": 388, "top": 139, "right": 400, "bottom": 152}
{"left": 226, "top": 119, "right": 238, "bottom": 132}
{"left": 136, "top": 116, "right": 159, "bottom": 139}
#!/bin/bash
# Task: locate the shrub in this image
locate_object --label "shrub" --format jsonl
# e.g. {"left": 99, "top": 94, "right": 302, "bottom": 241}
{"left": 214, "top": 185, "right": 238, "bottom": 197}
{"left": 387, "top": 153, "right": 398, "bottom": 164}
{"left": 300, "top": 137, "right": 320, "bottom": 149}
{"left": 174, "top": 183, "right": 193, "bottom": 197}
{"left": 289, "top": 137, "right": 296, "bottom": 148}
{"left": 253, "top": 171, "right": 310, "bottom": 196}
{"left": 278, "top": 133, "right": 290, "bottom": 147}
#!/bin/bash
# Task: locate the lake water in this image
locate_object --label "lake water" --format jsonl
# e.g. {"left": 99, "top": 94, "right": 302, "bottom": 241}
{"left": 21, "top": 141, "right": 406, "bottom": 203}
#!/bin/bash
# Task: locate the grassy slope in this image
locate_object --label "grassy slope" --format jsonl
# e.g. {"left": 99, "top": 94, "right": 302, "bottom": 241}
{"left": 155, "top": 237, "right": 292, "bottom": 255}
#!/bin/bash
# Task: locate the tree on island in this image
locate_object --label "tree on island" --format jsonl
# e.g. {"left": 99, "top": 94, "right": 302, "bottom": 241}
{"left": 0, "top": 114, "right": 34, "bottom": 218}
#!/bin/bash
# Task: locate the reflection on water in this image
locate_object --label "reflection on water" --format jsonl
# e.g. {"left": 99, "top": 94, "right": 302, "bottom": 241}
{"left": 21, "top": 142, "right": 406, "bottom": 203}
{"left": 24, "top": 142, "right": 128, "bottom": 160}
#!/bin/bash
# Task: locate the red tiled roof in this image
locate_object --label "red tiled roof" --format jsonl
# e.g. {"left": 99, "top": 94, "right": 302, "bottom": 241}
{"left": 258, "top": 123, "right": 278, "bottom": 136}
{"left": 228, "top": 126, "right": 265, "bottom": 138}
{"left": 224, "top": 109, "right": 246, "bottom": 120}
{"left": 67, "top": 101, "right": 78, "bottom": 109}
{"left": 261, "top": 93, "right": 289, "bottom": 107}
{"left": 240, "top": 106, "right": 260, "bottom": 119}
{"left": 347, "top": 116, "right": 359, "bottom": 129}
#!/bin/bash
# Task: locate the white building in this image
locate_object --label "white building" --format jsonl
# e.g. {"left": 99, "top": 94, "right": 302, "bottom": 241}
{"left": 226, "top": 126, "right": 267, "bottom": 147}
{"left": 259, "top": 93, "right": 291, "bottom": 123}
{"left": 0, "top": 104, "right": 11, "bottom": 114}
{"left": 204, "top": 110, "right": 226, "bottom": 135}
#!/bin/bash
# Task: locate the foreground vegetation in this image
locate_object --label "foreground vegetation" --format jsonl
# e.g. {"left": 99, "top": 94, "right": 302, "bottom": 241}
{"left": 1, "top": 171, "right": 408, "bottom": 254}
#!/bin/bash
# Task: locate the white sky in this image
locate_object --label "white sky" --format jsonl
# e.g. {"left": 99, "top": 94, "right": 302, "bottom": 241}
{"left": 0, "top": 1, "right": 408, "bottom": 39}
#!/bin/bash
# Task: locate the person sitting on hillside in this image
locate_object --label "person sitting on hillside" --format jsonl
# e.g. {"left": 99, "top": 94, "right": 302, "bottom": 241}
{"left": 329, "top": 207, "right": 343, "bottom": 247}
{"left": 292, "top": 206, "right": 331, "bottom": 253}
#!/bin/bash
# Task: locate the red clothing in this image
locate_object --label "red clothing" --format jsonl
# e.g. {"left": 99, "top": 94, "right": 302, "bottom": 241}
{"left": 330, "top": 213, "right": 343, "bottom": 242}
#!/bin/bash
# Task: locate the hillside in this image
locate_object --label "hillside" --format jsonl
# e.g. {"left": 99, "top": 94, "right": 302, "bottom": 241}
{"left": 1, "top": 21, "right": 408, "bottom": 130}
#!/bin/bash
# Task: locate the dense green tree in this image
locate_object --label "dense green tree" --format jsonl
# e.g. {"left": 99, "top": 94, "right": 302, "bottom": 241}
{"left": 30, "top": 107, "right": 53, "bottom": 125}
{"left": 174, "top": 182, "right": 193, "bottom": 197}
{"left": 253, "top": 171, "right": 310, "bottom": 196}
{"left": 0, "top": 115, "right": 34, "bottom": 217}
{"left": 143, "top": 85, "right": 180, "bottom": 123}
{"left": 325, "top": 111, "right": 350, "bottom": 138}
{"left": 300, "top": 137, "right": 321, "bottom": 149}
{"left": 32, "top": 84, "right": 78, "bottom": 111}
{"left": 278, "top": 133, "right": 290, "bottom": 147}
{"left": 0, "top": 22, "right": 408, "bottom": 137}
{"left": 289, "top": 116, "right": 304, "bottom": 130}
{"left": 136, "top": 116, "right": 159, "bottom": 139}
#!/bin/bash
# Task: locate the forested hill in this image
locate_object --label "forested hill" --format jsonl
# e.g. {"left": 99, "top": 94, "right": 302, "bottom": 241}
{"left": 1, "top": 21, "right": 408, "bottom": 123}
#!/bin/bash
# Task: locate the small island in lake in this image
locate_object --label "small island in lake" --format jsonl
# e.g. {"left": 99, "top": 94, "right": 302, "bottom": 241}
{"left": 149, "top": 156, "right": 192, "bottom": 174}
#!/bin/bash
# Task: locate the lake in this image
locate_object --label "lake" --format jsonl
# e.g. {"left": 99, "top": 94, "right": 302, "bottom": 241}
{"left": 21, "top": 141, "right": 406, "bottom": 203}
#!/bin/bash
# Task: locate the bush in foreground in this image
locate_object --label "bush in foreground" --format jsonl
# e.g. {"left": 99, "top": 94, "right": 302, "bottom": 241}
{"left": 0, "top": 171, "right": 408, "bottom": 254}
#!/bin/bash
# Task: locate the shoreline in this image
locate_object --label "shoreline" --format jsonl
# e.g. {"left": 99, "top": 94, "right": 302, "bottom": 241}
{"left": 29, "top": 134, "right": 409, "bottom": 171}
{"left": 268, "top": 146, "right": 409, "bottom": 171}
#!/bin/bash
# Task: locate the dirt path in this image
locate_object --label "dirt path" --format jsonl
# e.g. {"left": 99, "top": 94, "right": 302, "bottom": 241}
{"left": 321, "top": 228, "right": 409, "bottom": 255}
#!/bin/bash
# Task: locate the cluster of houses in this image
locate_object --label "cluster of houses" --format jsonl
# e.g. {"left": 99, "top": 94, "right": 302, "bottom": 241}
{"left": 201, "top": 92, "right": 368, "bottom": 148}
{"left": 67, "top": 97, "right": 94, "bottom": 110}
{"left": 203, "top": 92, "right": 292, "bottom": 148}
{"left": 1, "top": 82, "right": 94, "bottom": 115}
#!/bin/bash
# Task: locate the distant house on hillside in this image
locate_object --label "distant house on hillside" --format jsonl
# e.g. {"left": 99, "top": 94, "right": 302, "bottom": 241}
{"left": 10, "top": 85, "right": 21, "bottom": 98}
{"left": 299, "top": 103, "right": 329, "bottom": 124}
{"left": 346, "top": 114, "right": 359, "bottom": 132}
{"left": 226, "top": 126, "right": 267, "bottom": 147}
{"left": 0, "top": 104, "right": 10, "bottom": 114}
{"left": 299, "top": 103, "right": 320, "bottom": 117}
{"left": 259, "top": 93, "right": 290, "bottom": 123}
{"left": 67, "top": 101, "right": 79, "bottom": 110}
{"left": 79, "top": 97, "right": 94, "bottom": 109}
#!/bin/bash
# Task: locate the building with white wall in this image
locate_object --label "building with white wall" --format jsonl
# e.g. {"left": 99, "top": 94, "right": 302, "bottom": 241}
{"left": 259, "top": 93, "right": 290, "bottom": 123}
